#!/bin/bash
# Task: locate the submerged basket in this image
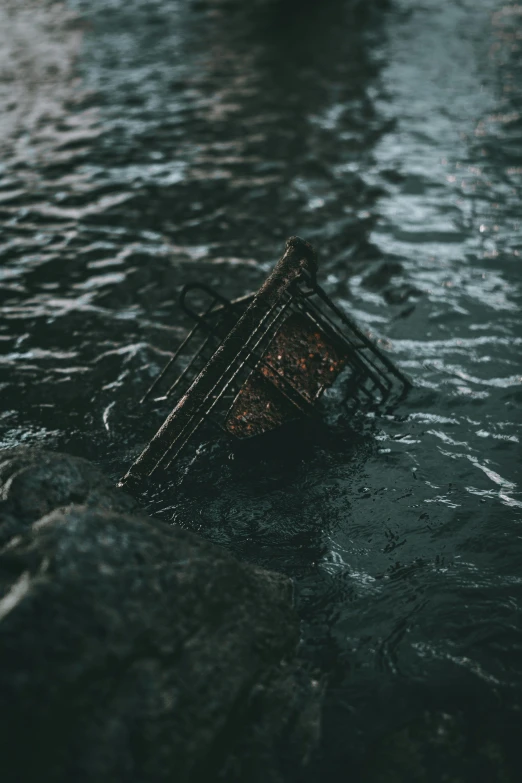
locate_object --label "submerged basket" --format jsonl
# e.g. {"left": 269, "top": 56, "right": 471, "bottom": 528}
{"left": 119, "top": 237, "right": 409, "bottom": 487}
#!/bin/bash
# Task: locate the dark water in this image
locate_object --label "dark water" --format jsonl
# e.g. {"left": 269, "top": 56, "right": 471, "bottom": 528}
{"left": 1, "top": 0, "right": 522, "bottom": 779}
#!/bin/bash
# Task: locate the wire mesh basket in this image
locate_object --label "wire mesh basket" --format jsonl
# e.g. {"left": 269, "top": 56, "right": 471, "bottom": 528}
{"left": 119, "top": 236, "right": 410, "bottom": 488}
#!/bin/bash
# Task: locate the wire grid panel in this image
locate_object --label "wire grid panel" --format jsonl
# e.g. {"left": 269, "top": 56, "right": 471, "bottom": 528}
{"left": 119, "top": 237, "right": 410, "bottom": 487}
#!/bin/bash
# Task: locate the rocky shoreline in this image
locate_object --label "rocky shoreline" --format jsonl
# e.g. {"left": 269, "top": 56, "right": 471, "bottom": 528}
{"left": 0, "top": 448, "right": 322, "bottom": 783}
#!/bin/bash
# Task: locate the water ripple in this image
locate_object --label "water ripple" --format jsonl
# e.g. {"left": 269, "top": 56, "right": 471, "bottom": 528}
{"left": 1, "top": 0, "right": 522, "bottom": 777}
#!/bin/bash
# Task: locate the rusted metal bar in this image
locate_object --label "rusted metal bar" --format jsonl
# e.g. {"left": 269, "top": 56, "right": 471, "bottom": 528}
{"left": 119, "top": 236, "right": 317, "bottom": 487}
{"left": 119, "top": 235, "right": 411, "bottom": 490}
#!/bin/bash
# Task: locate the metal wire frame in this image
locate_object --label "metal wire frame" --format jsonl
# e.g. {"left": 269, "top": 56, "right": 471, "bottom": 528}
{"left": 119, "top": 236, "right": 410, "bottom": 488}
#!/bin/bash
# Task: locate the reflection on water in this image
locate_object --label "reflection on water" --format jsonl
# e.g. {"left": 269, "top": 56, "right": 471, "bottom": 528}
{"left": 1, "top": 0, "right": 522, "bottom": 779}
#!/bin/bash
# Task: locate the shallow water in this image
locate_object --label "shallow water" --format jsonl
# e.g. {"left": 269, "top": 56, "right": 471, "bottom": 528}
{"left": 1, "top": 0, "right": 522, "bottom": 779}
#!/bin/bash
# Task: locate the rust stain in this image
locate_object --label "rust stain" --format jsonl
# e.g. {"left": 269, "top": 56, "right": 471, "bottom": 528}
{"left": 224, "top": 374, "right": 295, "bottom": 438}
{"left": 225, "top": 312, "right": 349, "bottom": 438}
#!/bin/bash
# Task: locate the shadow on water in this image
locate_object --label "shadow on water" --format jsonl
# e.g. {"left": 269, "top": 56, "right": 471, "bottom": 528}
{"left": 146, "top": 415, "right": 378, "bottom": 573}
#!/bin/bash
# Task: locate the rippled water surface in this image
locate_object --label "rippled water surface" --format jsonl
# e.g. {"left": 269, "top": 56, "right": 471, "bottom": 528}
{"left": 1, "top": 0, "right": 522, "bottom": 779}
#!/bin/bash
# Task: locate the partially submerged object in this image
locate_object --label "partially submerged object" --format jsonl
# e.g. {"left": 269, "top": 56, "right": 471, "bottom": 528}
{"left": 119, "top": 237, "right": 409, "bottom": 488}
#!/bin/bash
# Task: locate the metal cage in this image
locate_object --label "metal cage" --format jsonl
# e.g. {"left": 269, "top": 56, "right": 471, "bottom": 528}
{"left": 119, "top": 237, "right": 410, "bottom": 488}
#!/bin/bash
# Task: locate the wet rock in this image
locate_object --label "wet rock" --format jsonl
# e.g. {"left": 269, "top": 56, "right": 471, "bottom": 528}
{"left": 383, "top": 284, "right": 421, "bottom": 306}
{"left": 361, "top": 260, "right": 404, "bottom": 290}
{"left": 0, "top": 447, "right": 139, "bottom": 544}
{"left": 0, "top": 453, "right": 321, "bottom": 783}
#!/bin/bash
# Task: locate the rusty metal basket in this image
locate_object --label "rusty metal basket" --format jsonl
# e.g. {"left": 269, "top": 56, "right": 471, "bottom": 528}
{"left": 119, "top": 237, "right": 410, "bottom": 488}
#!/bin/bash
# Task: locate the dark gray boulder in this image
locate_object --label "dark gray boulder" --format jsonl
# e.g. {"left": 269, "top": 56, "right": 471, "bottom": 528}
{"left": 0, "top": 452, "right": 321, "bottom": 783}
{"left": 0, "top": 447, "right": 139, "bottom": 545}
